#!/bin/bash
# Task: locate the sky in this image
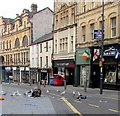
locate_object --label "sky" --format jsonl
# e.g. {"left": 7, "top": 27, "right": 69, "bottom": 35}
{"left": 0, "top": 0, "right": 54, "bottom": 18}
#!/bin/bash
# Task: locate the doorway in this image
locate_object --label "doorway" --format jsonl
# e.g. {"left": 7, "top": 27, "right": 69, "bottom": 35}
{"left": 92, "top": 65, "right": 100, "bottom": 88}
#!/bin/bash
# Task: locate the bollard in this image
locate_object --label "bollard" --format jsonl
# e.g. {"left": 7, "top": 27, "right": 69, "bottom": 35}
{"left": 64, "top": 80, "right": 67, "bottom": 90}
{"left": 84, "top": 77, "right": 88, "bottom": 92}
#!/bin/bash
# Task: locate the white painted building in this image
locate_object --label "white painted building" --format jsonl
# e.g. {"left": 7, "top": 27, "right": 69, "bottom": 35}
{"left": 30, "top": 33, "right": 53, "bottom": 84}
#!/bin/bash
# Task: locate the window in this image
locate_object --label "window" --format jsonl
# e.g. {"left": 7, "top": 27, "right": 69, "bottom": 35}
{"left": 3, "top": 41, "right": 5, "bottom": 50}
{"left": 71, "top": 36, "right": 73, "bottom": 51}
{"left": 40, "top": 57, "right": 42, "bottom": 67}
{"left": 46, "top": 56, "right": 48, "bottom": 68}
{"left": 24, "top": 21, "right": 26, "bottom": 28}
{"left": 40, "top": 44, "right": 42, "bottom": 53}
{"left": 15, "top": 38, "right": 20, "bottom": 48}
{"left": 16, "top": 25, "right": 18, "bottom": 31}
{"left": 104, "top": 65, "right": 116, "bottom": 83}
{"left": 83, "top": 0, "right": 86, "bottom": 12}
{"left": 56, "top": 15, "right": 58, "bottom": 22}
{"left": 46, "top": 42, "right": 48, "bottom": 52}
{"left": 65, "top": 37, "right": 68, "bottom": 50}
{"left": 82, "top": 26, "right": 86, "bottom": 42}
{"left": 9, "top": 40, "right": 11, "bottom": 49}
{"left": 92, "top": 0, "right": 95, "bottom": 8}
{"left": 22, "top": 35, "right": 28, "bottom": 47}
{"left": 55, "top": 40, "right": 57, "bottom": 53}
{"left": 60, "top": 39, "right": 62, "bottom": 50}
{"left": 90, "top": 23, "right": 94, "bottom": 39}
{"left": 111, "top": 17, "right": 116, "bottom": 37}
{"left": 6, "top": 40, "right": 8, "bottom": 49}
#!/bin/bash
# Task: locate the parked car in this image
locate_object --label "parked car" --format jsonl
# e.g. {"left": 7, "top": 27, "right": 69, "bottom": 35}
{"left": 53, "top": 74, "right": 64, "bottom": 85}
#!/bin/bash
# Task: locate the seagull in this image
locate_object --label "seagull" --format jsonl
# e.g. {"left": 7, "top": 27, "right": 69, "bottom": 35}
{"left": 61, "top": 91, "right": 65, "bottom": 96}
{"left": 46, "top": 90, "right": 49, "bottom": 93}
{"left": 57, "top": 90, "right": 60, "bottom": 92}
{"left": 73, "top": 91, "right": 75, "bottom": 96}
{"left": 78, "top": 92, "right": 82, "bottom": 96}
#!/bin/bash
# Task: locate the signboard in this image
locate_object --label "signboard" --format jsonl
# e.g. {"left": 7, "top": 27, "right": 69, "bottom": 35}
{"left": 94, "top": 30, "right": 104, "bottom": 39}
{"left": 5, "top": 67, "right": 12, "bottom": 71}
{"left": 104, "top": 47, "right": 115, "bottom": 56}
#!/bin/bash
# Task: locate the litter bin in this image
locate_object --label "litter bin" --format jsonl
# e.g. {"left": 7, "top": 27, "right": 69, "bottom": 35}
{"left": 50, "top": 78, "right": 54, "bottom": 85}
{"left": 53, "top": 74, "right": 64, "bottom": 85}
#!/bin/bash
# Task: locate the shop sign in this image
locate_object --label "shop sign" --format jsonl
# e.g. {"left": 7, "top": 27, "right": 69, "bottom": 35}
{"left": 12, "top": 67, "right": 16, "bottom": 70}
{"left": 25, "top": 67, "right": 29, "bottom": 71}
{"left": 104, "top": 47, "right": 116, "bottom": 56}
{"left": 76, "top": 47, "right": 90, "bottom": 65}
{"left": 20, "top": 67, "right": 24, "bottom": 71}
{"left": 5, "top": 67, "right": 11, "bottom": 71}
{"left": 41, "top": 69, "right": 47, "bottom": 72}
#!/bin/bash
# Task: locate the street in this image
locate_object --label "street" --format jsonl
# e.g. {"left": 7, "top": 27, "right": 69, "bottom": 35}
{"left": 0, "top": 83, "right": 78, "bottom": 115}
{"left": 0, "top": 83, "right": 119, "bottom": 116}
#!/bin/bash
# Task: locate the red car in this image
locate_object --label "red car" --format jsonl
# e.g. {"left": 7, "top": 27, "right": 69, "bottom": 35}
{"left": 53, "top": 74, "right": 64, "bottom": 85}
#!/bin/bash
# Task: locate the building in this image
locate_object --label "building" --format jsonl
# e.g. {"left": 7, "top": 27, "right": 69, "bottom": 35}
{"left": 30, "top": 33, "right": 53, "bottom": 84}
{"left": 75, "top": 0, "right": 120, "bottom": 90}
{"left": 53, "top": 1, "right": 77, "bottom": 85}
{"left": 0, "top": 7, "right": 33, "bottom": 83}
{"left": 0, "top": 4, "right": 53, "bottom": 83}
{"left": 30, "top": 7, "right": 53, "bottom": 84}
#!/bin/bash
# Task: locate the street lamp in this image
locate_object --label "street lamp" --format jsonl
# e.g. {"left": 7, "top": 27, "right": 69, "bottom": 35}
{"left": 100, "top": 0, "right": 104, "bottom": 94}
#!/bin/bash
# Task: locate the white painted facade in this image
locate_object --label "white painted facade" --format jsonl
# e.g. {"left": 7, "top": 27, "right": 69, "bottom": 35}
{"left": 30, "top": 38, "right": 53, "bottom": 69}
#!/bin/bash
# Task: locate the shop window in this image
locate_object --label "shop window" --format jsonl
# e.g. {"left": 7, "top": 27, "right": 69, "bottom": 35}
{"left": 104, "top": 65, "right": 116, "bottom": 83}
{"left": 118, "top": 66, "right": 120, "bottom": 83}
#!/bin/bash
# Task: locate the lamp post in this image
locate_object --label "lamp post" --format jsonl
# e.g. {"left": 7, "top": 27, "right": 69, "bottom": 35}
{"left": 100, "top": 0, "right": 104, "bottom": 94}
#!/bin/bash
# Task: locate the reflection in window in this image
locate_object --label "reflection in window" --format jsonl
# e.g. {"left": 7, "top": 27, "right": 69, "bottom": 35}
{"left": 104, "top": 65, "right": 116, "bottom": 83}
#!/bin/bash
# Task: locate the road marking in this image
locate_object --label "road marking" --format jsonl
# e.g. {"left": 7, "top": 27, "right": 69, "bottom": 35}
{"left": 88, "top": 104, "right": 100, "bottom": 108}
{"left": 74, "top": 100, "right": 82, "bottom": 103}
{"left": 61, "top": 97, "right": 83, "bottom": 116}
{"left": 108, "top": 109, "right": 120, "bottom": 113}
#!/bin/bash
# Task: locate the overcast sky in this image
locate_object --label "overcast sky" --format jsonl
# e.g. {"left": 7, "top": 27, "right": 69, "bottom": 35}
{"left": 0, "top": 0, "right": 54, "bottom": 18}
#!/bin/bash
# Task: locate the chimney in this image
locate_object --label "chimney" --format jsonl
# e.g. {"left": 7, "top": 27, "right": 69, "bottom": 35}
{"left": 31, "top": 3, "right": 37, "bottom": 14}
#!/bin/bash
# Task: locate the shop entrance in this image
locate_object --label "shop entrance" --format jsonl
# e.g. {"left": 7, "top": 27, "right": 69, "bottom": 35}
{"left": 65, "top": 68, "right": 74, "bottom": 85}
{"left": 92, "top": 65, "right": 100, "bottom": 88}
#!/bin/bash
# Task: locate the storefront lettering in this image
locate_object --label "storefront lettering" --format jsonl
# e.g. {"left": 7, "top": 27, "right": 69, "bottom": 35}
{"left": 104, "top": 47, "right": 116, "bottom": 56}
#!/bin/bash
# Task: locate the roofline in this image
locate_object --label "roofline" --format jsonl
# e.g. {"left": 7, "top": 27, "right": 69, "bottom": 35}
{"left": 30, "top": 38, "right": 53, "bottom": 46}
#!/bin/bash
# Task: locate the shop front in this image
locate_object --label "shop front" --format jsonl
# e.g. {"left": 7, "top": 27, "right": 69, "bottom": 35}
{"left": 53, "top": 59, "right": 75, "bottom": 85}
{"left": 75, "top": 47, "right": 90, "bottom": 87}
{"left": 39, "top": 68, "right": 52, "bottom": 85}
{"left": 4, "top": 67, "right": 13, "bottom": 82}
{"left": 91, "top": 43, "right": 120, "bottom": 90}
{"left": 103, "top": 44, "right": 120, "bottom": 90}
{"left": 30, "top": 68, "right": 38, "bottom": 84}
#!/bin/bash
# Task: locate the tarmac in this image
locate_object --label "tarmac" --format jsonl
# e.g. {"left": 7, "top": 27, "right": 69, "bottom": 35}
{"left": 2, "top": 82, "right": 119, "bottom": 100}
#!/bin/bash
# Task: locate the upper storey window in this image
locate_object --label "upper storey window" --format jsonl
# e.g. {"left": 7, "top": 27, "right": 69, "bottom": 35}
{"left": 22, "top": 35, "right": 28, "bottom": 47}
{"left": 15, "top": 38, "right": 20, "bottom": 48}
{"left": 111, "top": 17, "right": 116, "bottom": 37}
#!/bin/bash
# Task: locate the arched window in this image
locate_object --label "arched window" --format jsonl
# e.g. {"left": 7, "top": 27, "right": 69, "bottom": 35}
{"left": 22, "top": 35, "right": 28, "bottom": 47}
{"left": 15, "top": 38, "right": 20, "bottom": 48}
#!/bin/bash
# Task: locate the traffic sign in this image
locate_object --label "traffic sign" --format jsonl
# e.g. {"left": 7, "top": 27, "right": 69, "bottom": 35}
{"left": 94, "top": 30, "right": 104, "bottom": 39}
